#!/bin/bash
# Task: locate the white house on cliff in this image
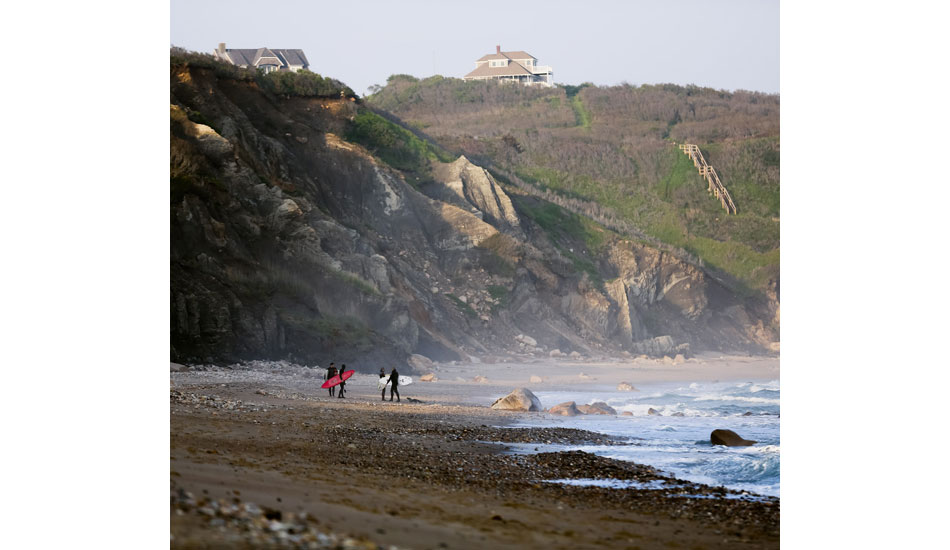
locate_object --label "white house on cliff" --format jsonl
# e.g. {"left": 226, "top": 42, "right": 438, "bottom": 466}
{"left": 212, "top": 43, "right": 310, "bottom": 73}
{"left": 463, "top": 46, "right": 553, "bottom": 87}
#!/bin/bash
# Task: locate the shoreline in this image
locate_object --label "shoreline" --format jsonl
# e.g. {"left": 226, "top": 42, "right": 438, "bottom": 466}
{"left": 171, "top": 356, "right": 779, "bottom": 548}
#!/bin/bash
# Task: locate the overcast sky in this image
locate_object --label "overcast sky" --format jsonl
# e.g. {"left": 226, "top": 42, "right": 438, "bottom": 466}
{"left": 170, "top": 0, "right": 778, "bottom": 96}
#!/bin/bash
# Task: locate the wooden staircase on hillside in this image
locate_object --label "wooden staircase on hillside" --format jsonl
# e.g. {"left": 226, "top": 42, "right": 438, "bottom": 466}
{"left": 677, "top": 143, "right": 737, "bottom": 215}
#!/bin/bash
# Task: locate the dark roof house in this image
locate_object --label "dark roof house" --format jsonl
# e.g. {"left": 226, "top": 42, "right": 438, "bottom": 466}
{"left": 213, "top": 43, "right": 310, "bottom": 73}
{"left": 463, "top": 46, "right": 553, "bottom": 87}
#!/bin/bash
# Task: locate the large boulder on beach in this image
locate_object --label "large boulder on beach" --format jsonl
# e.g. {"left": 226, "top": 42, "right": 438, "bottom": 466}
{"left": 577, "top": 402, "right": 617, "bottom": 415}
{"left": 710, "top": 429, "right": 757, "bottom": 447}
{"left": 491, "top": 388, "right": 543, "bottom": 412}
{"left": 408, "top": 354, "right": 434, "bottom": 371}
{"left": 647, "top": 408, "right": 661, "bottom": 416}
{"left": 530, "top": 375, "right": 543, "bottom": 383}
{"left": 548, "top": 401, "right": 580, "bottom": 416}
{"left": 419, "top": 373, "right": 437, "bottom": 382}
{"left": 617, "top": 382, "right": 638, "bottom": 391}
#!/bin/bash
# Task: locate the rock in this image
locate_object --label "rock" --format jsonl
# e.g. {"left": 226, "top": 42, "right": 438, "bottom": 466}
{"left": 647, "top": 408, "right": 661, "bottom": 416}
{"left": 621, "top": 411, "right": 633, "bottom": 416}
{"left": 617, "top": 382, "right": 638, "bottom": 392}
{"left": 474, "top": 375, "right": 488, "bottom": 383}
{"left": 547, "top": 401, "right": 580, "bottom": 416}
{"left": 673, "top": 354, "right": 686, "bottom": 364}
{"left": 663, "top": 355, "right": 674, "bottom": 364}
{"left": 419, "top": 373, "right": 437, "bottom": 382}
{"left": 671, "top": 412, "right": 685, "bottom": 417}
{"left": 491, "top": 388, "right": 543, "bottom": 412}
{"left": 578, "top": 372, "right": 592, "bottom": 380}
{"left": 549, "top": 349, "right": 564, "bottom": 357}
{"left": 408, "top": 354, "right": 434, "bottom": 371}
{"left": 170, "top": 362, "right": 189, "bottom": 372}
{"left": 569, "top": 351, "right": 582, "bottom": 359}
{"left": 631, "top": 335, "right": 676, "bottom": 356}
{"left": 710, "top": 429, "right": 757, "bottom": 446}
{"left": 515, "top": 334, "right": 538, "bottom": 347}
{"left": 529, "top": 375, "right": 543, "bottom": 384}
{"left": 577, "top": 402, "right": 617, "bottom": 415}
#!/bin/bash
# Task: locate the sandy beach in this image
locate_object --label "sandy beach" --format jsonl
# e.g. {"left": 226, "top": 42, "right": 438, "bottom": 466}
{"left": 170, "top": 354, "right": 779, "bottom": 549}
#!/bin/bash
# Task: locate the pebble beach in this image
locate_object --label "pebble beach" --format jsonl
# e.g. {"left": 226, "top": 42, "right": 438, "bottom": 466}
{"left": 170, "top": 355, "right": 779, "bottom": 549}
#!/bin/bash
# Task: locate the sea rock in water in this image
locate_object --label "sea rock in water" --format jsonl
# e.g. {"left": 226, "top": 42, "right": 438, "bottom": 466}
{"left": 710, "top": 429, "right": 757, "bottom": 447}
{"left": 617, "top": 382, "right": 637, "bottom": 392}
{"left": 621, "top": 411, "right": 633, "bottom": 417}
{"left": 547, "top": 401, "right": 580, "bottom": 416}
{"left": 578, "top": 402, "right": 617, "bottom": 415}
{"left": 647, "top": 408, "right": 661, "bottom": 416}
{"left": 529, "top": 375, "right": 543, "bottom": 383}
{"left": 419, "top": 373, "right": 437, "bottom": 382}
{"left": 491, "top": 388, "right": 543, "bottom": 412}
{"left": 671, "top": 412, "right": 685, "bottom": 417}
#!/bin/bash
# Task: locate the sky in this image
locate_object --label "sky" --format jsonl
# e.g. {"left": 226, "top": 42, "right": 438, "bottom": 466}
{"left": 170, "top": 0, "right": 779, "bottom": 96}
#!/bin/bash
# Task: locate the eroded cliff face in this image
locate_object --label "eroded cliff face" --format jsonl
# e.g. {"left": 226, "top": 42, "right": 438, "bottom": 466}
{"left": 170, "top": 66, "right": 777, "bottom": 369}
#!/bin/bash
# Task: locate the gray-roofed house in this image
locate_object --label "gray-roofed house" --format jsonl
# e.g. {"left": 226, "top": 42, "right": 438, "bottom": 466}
{"left": 212, "top": 43, "right": 310, "bottom": 73}
{"left": 462, "top": 46, "right": 553, "bottom": 87}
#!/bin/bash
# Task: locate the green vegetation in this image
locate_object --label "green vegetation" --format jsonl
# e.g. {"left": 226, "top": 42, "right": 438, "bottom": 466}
{"left": 170, "top": 47, "right": 356, "bottom": 99}
{"left": 487, "top": 285, "right": 510, "bottom": 313}
{"left": 344, "top": 108, "right": 452, "bottom": 176}
{"left": 369, "top": 76, "right": 780, "bottom": 292}
{"left": 280, "top": 313, "right": 376, "bottom": 351}
{"left": 446, "top": 294, "right": 477, "bottom": 318}
{"left": 571, "top": 94, "right": 592, "bottom": 129}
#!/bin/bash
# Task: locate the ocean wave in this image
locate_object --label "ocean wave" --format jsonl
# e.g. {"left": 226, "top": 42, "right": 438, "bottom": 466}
{"left": 694, "top": 394, "right": 780, "bottom": 405}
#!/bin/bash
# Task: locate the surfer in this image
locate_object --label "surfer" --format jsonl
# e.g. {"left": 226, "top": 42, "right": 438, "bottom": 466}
{"left": 337, "top": 363, "right": 347, "bottom": 398}
{"left": 379, "top": 367, "right": 387, "bottom": 401}
{"left": 326, "top": 363, "right": 337, "bottom": 397}
{"left": 387, "top": 367, "right": 400, "bottom": 402}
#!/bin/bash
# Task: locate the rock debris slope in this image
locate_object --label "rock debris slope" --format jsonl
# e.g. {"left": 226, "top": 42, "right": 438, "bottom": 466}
{"left": 170, "top": 64, "right": 776, "bottom": 369}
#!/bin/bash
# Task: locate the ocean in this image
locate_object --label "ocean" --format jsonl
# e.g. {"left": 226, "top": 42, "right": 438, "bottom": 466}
{"left": 503, "top": 379, "right": 780, "bottom": 497}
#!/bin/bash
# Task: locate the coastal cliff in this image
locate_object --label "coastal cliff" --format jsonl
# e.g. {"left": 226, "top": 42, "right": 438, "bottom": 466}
{"left": 170, "top": 61, "right": 778, "bottom": 369}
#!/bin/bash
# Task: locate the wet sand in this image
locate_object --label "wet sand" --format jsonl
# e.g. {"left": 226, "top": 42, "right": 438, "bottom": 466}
{"left": 170, "top": 354, "right": 779, "bottom": 549}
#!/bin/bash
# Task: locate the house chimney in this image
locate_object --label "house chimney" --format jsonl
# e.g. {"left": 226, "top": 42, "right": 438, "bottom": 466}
{"left": 496, "top": 45, "right": 501, "bottom": 54}
{"left": 218, "top": 42, "right": 226, "bottom": 53}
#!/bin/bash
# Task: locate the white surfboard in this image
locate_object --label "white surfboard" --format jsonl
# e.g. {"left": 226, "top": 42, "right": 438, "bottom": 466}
{"left": 377, "top": 375, "right": 413, "bottom": 390}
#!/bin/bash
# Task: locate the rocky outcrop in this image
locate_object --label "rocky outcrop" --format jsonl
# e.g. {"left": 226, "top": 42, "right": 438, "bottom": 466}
{"left": 710, "top": 429, "right": 757, "bottom": 446}
{"left": 432, "top": 156, "right": 522, "bottom": 236}
{"left": 491, "top": 388, "right": 543, "bottom": 412}
{"left": 617, "top": 382, "right": 637, "bottom": 392}
{"left": 169, "top": 64, "right": 778, "bottom": 368}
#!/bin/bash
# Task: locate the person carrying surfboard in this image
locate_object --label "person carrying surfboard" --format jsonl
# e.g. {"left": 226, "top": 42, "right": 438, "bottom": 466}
{"left": 387, "top": 367, "right": 400, "bottom": 402}
{"left": 379, "top": 367, "right": 387, "bottom": 401}
{"left": 326, "top": 363, "right": 337, "bottom": 397}
{"left": 337, "top": 363, "right": 348, "bottom": 398}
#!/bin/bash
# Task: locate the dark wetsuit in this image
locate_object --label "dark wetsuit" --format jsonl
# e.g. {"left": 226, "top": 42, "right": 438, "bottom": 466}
{"left": 326, "top": 365, "right": 337, "bottom": 397}
{"left": 337, "top": 364, "right": 347, "bottom": 398}
{"left": 388, "top": 369, "right": 400, "bottom": 402}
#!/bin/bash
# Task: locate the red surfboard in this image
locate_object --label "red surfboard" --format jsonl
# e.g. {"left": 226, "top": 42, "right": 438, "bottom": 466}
{"left": 321, "top": 369, "right": 355, "bottom": 388}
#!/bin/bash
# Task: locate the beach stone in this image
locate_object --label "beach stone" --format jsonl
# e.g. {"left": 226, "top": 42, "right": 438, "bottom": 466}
{"left": 621, "top": 411, "right": 633, "bottom": 416}
{"left": 648, "top": 408, "right": 661, "bottom": 416}
{"left": 515, "top": 334, "right": 538, "bottom": 347}
{"left": 408, "top": 354, "right": 434, "bottom": 371}
{"left": 491, "top": 388, "right": 543, "bottom": 412}
{"left": 474, "top": 375, "right": 488, "bottom": 383}
{"left": 711, "top": 429, "right": 757, "bottom": 447}
{"left": 569, "top": 351, "right": 582, "bottom": 359}
{"left": 578, "top": 372, "right": 592, "bottom": 379}
{"left": 419, "top": 373, "right": 437, "bottom": 382}
{"left": 617, "top": 382, "right": 638, "bottom": 391}
{"left": 577, "top": 402, "right": 616, "bottom": 415}
{"left": 547, "top": 401, "right": 580, "bottom": 416}
{"left": 672, "top": 412, "right": 685, "bottom": 417}
{"left": 549, "top": 349, "right": 564, "bottom": 357}
{"left": 530, "top": 375, "right": 543, "bottom": 383}
{"left": 673, "top": 354, "right": 686, "bottom": 364}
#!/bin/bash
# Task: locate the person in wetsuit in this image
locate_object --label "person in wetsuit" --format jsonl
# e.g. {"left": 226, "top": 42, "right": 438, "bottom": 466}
{"left": 387, "top": 367, "right": 400, "bottom": 402}
{"left": 337, "top": 364, "right": 347, "bottom": 398}
{"left": 379, "top": 367, "right": 387, "bottom": 401}
{"left": 326, "top": 363, "right": 337, "bottom": 397}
